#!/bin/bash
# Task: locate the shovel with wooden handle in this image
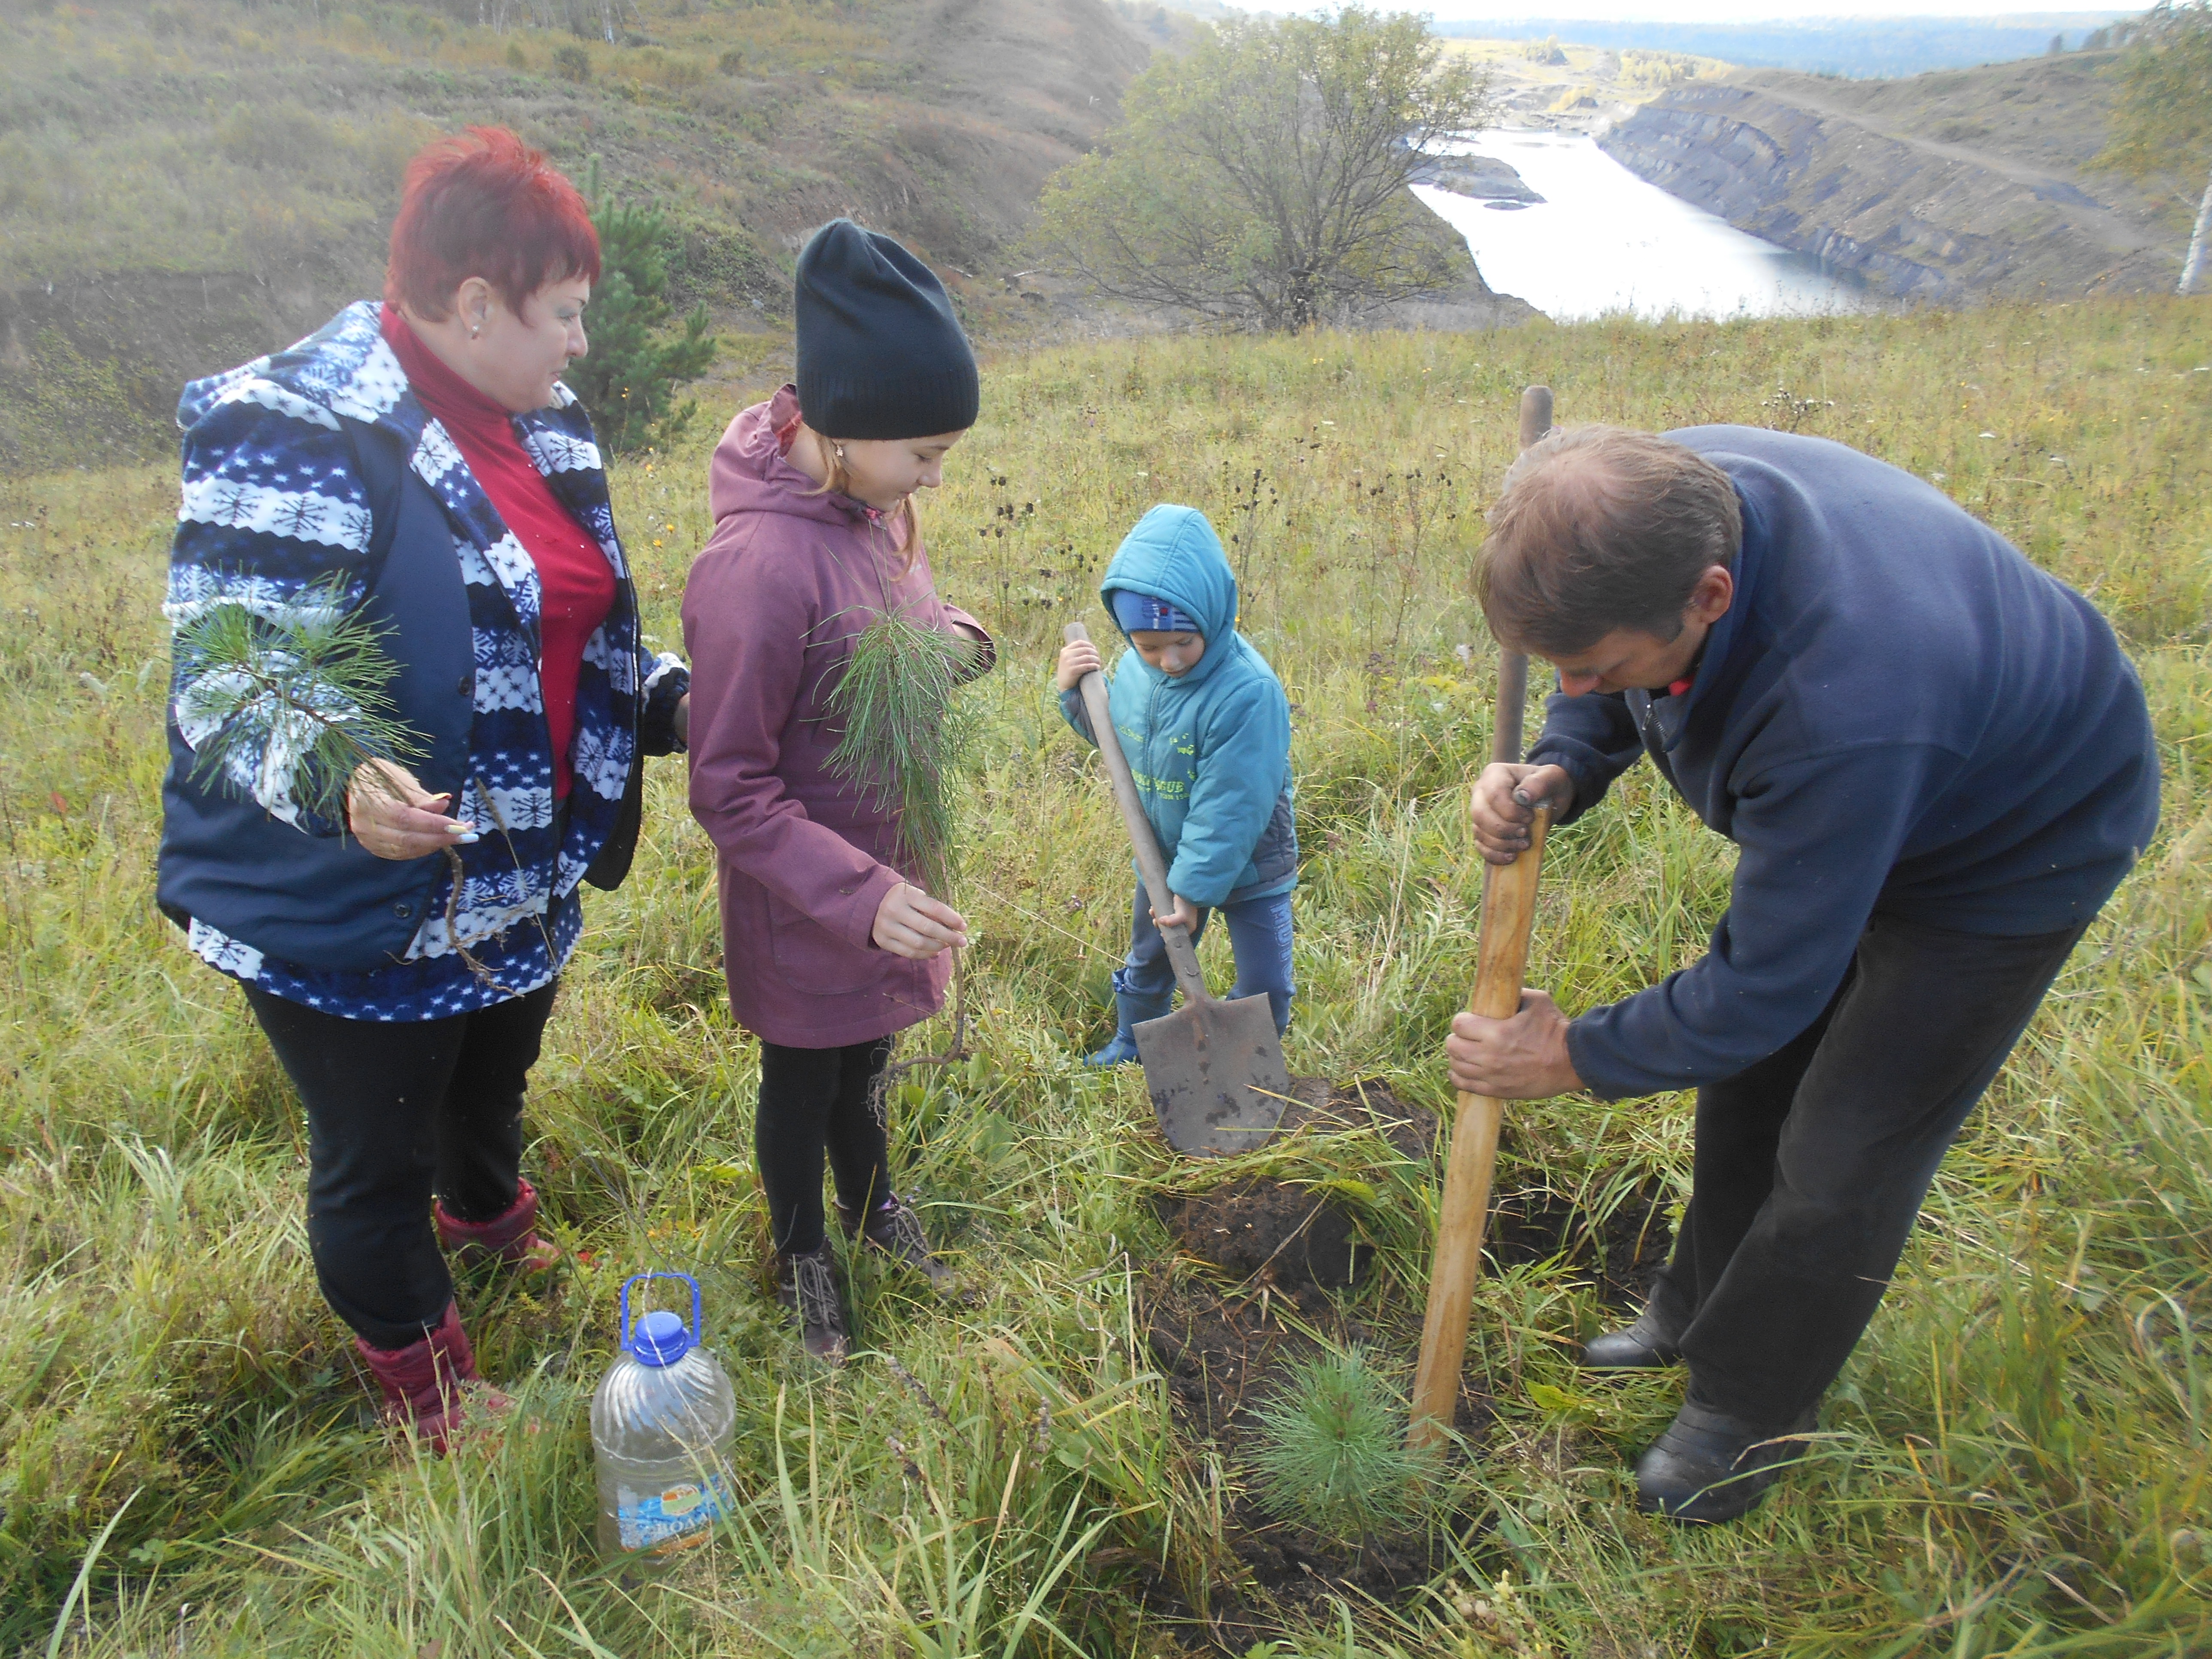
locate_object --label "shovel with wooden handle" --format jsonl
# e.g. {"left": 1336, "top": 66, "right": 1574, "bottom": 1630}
{"left": 1066, "top": 620, "right": 1290, "bottom": 1156}
{"left": 1409, "top": 385, "right": 1556, "bottom": 1452}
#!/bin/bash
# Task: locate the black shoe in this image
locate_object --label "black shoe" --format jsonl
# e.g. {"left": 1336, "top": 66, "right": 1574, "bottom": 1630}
{"left": 1633, "top": 1399, "right": 1815, "bottom": 1525}
{"left": 775, "top": 1240, "right": 849, "bottom": 1367}
{"left": 1581, "top": 1304, "right": 1686, "bottom": 1370}
{"left": 836, "top": 1193, "right": 961, "bottom": 1300}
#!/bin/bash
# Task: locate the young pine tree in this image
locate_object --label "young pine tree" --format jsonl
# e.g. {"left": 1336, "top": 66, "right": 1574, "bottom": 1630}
{"left": 569, "top": 160, "right": 719, "bottom": 453}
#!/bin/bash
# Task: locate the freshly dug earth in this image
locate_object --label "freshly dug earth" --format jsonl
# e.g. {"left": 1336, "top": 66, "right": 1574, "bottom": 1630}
{"left": 1137, "top": 1076, "right": 1677, "bottom": 1649}
{"left": 1162, "top": 1179, "right": 1369, "bottom": 1292}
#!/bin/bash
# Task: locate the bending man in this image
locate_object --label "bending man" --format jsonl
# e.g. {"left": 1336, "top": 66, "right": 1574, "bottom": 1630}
{"left": 1446, "top": 425, "right": 2158, "bottom": 1523}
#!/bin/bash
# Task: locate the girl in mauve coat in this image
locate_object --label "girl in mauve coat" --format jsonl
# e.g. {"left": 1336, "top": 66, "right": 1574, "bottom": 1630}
{"left": 682, "top": 220, "right": 994, "bottom": 1366}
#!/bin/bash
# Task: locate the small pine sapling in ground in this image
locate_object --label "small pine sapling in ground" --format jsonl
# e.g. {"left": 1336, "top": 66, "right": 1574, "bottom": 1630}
{"left": 1249, "top": 1346, "right": 1437, "bottom": 1543}
{"left": 169, "top": 578, "right": 425, "bottom": 826}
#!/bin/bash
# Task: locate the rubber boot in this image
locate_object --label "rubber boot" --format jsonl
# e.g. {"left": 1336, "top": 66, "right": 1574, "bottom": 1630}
{"left": 434, "top": 1177, "right": 563, "bottom": 1275}
{"left": 1086, "top": 990, "right": 1172, "bottom": 1068}
{"left": 356, "top": 1301, "right": 512, "bottom": 1455}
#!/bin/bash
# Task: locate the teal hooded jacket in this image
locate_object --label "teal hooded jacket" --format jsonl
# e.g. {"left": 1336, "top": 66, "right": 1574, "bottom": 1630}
{"left": 1059, "top": 505, "right": 1297, "bottom": 907}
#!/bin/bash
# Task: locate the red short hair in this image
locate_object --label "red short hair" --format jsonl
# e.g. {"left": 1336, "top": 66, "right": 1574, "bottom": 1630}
{"left": 384, "top": 127, "right": 601, "bottom": 320}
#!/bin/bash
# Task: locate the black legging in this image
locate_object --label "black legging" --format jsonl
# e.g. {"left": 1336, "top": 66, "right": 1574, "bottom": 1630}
{"left": 755, "top": 1036, "right": 893, "bottom": 1256}
{"left": 245, "top": 981, "right": 556, "bottom": 1349}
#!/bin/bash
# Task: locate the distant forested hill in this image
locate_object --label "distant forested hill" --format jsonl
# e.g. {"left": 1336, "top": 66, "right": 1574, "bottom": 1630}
{"left": 0, "top": 0, "right": 1152, "bottom": 471}
{"left": 1432, "top": 15, "right": 2133, "bottom": 79}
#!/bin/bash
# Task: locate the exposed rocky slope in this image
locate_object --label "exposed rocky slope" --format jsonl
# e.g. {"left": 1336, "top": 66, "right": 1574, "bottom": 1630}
{"left": 1598, "top": 53, "right": 2189, "bottom": 301}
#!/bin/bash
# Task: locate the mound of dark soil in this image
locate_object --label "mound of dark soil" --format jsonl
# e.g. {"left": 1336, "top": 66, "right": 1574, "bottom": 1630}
{"left": 1273, "top": 1074, "right": 1439, "bottom": 1161}
{"left": 1163, "top": 1179, "right": 1370, "bottom": 1292}
{"left": 1486, "top": 1178, "right": 1675, "bottom": 1305}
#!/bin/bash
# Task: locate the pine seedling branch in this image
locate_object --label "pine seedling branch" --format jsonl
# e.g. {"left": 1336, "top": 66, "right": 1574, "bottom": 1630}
{"left": 171, "top": 580, "right": 426, "bottom": 827}
{"left": 823, "top": 607, "right": 983, "bottom": 901}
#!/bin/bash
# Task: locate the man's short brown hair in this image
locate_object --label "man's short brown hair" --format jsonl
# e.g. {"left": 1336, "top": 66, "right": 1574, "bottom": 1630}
{"left": 1474, "top": 425, "right": 1742, "bottom": 656}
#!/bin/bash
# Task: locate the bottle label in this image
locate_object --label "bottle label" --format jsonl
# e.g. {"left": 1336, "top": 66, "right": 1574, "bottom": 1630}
{"left": 616, "top": 1471, "right": 733, "bottom": 1552}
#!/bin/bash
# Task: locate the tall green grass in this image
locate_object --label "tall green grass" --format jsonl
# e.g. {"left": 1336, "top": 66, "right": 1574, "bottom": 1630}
{"left": 0, "top": 301, "right": 2206, "bottom": 1654}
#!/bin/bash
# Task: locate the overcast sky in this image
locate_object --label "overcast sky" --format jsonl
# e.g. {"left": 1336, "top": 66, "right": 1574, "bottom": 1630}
{"left": 1218, "top": 2, "right": 2129, "bottom": 20}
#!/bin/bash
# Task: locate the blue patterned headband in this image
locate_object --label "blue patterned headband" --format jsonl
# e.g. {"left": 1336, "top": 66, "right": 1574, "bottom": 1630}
{"left": 1111, "top": 588, "right": 1202, "bottom": 636}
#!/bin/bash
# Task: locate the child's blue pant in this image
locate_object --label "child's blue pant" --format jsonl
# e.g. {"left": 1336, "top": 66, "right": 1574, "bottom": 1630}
{"left": 1113, "top": 883, "right": 1294, "bottom": 1033}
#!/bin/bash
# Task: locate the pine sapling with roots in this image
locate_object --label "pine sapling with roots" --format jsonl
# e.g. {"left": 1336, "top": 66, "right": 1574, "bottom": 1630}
{"left": 823, "top": 604, "right": 984, "bottom": 1061}
{"left": 169, "top": 578, "right": 424, "bottom": 826}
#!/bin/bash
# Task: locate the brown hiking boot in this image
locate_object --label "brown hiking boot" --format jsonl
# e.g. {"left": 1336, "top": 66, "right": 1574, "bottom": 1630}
{"left": 775, "top": 1240, "right": 850, "bottom": 1367}
{"left": 355, "top": 1301, "right": 512, "bottom": 1455}
{"left": 835, "top": 1193, "right": 961, "bottom": 1300}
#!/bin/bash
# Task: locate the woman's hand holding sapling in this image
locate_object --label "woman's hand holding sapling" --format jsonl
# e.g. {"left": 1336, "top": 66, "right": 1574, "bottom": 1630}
{"left": 348, "top": 759, "right": 477, "bottom": 860}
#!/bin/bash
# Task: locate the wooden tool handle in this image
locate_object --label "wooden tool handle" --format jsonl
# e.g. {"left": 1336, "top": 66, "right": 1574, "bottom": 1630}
{"left": 1408, "top": 809, "right": 1550, "bottom": 1447}
{"left": 1066, "top": 622, "right": 1209, "bottom": 1005}
{"left": 1408, "top": 380, "right": 1559, "bottom": 1453}
{"left": 1490, "top": 386, "right": 1552, "bottom": 768}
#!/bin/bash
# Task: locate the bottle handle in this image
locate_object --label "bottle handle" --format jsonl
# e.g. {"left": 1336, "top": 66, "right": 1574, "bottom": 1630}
{"left": 620, "top": 1270, "right": 703, "bottom": 1351}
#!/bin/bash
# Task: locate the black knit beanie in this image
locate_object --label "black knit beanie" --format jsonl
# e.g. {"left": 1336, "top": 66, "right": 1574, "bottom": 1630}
{"left": 794, "top": 219, "right": 979, "bottom": 440}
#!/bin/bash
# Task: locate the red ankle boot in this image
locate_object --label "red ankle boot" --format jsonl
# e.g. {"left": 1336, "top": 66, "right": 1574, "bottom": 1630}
{"left": 434, "top": 1178, "right": 563, "bottom": 1274}
{"left": 356, "top": 1302, "right": 511, "bottom": 1454}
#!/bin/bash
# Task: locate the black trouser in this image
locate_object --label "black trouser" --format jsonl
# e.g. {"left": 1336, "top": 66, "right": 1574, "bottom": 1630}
{"left": 755, "top": 1036, "right": 893, "bottom": 1257}
{"left": 245, "top": 982, "right": 557, "bottom": 1350}
{"left": 1649, "top": 912, "right": 2088, "bottom": 1428}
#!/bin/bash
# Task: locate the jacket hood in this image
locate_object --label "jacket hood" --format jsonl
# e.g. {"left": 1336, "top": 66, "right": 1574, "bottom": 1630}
{"left": 1100, "top": 505, "right": 1239, "bottom": 686}
{"left": 708, "top": 385, "right": 872, "bottom": 531}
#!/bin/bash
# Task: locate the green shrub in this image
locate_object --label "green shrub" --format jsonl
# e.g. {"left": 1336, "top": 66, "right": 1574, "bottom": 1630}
{"left": 552, "top": 42, "right": 590, "bottom": 82}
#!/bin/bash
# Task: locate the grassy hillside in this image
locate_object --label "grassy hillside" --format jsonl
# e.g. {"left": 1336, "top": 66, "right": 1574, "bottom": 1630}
{"left": 0, "top": 0, "right": 1151, "bottom": 472}
{"left": 1, "top": 301, "right": 2208, "bottom": 1654}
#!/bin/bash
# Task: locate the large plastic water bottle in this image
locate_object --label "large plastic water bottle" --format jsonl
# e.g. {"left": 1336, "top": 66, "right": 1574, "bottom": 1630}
{"left": 592, "top": 1272, "right": 738, "bottom": 1556}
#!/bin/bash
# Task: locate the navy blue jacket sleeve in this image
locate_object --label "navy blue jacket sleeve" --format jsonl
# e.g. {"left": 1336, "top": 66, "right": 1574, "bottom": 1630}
{"left": 1059, "top": 684, "right": 1098, "bottom": 745}
{"left": 1565, "top": 743, "right": 1950, "bottom": 1098}
{"left": 1525, "top": 690, "right": 1645, "bottom": 826}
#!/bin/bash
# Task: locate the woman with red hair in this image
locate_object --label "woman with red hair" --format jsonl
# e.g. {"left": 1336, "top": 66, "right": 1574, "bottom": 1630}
{"left": 158, "top": 128, "right": 690, "bottom": 1450}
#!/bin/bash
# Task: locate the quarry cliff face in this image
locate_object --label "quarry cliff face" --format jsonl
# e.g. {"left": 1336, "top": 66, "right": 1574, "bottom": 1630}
{"left": 1598, "top": 73, "right": 2184, "bottom": 302}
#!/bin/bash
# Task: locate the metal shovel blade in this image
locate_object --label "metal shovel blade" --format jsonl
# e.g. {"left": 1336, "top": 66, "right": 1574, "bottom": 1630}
{"left": 1134, "top": 993, "right": 1290, "bottom": 1156}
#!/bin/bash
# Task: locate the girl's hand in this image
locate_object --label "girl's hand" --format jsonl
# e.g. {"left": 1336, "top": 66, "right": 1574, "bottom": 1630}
{"left": 1056, "top": 639, "right": 1103, "bottom": 692}
{"left": 873, "top": 882, "right": 969, "bottom": 960}
{"left": 1149, "top": 893, "right": 1201, "bottom": 934}
{"left": 347, "top": 759, "right": 476, "bottom": 860}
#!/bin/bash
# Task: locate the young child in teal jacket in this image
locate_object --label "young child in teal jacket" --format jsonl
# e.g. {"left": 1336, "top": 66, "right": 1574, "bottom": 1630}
{"left": 1054, "top": 504, "right": 1297, "bottom": 1066}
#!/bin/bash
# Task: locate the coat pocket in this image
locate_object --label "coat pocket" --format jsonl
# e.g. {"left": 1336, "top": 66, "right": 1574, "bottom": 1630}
{"left": 766, "top": 893, "right": 879, "bottom": 996}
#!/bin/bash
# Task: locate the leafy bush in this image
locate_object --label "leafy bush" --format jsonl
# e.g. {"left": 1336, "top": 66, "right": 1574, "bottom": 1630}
{"left": 569, "top": 165, "right": 717, "bottom": 455}
{"left": 1249, "top": 1346, "right": 1434, "bottom": 1540}
{"left": 552, "top": 42, "right": 591, "bottom": 81}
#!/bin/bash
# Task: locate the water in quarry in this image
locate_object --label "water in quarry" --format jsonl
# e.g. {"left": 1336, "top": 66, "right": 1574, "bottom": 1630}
{"left": 1415, "top": 130, "right": 1873, "bottom": 323}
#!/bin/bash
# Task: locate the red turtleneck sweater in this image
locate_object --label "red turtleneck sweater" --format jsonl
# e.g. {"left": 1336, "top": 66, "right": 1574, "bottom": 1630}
{"left": 381, "top": 305, "right": 614, "bottom": 800}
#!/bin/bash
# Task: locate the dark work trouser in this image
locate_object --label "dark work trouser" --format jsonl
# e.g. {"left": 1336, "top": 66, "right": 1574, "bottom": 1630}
{"left": 755, "top": 1036, "right": 894, "bottom": 1258}
{"left": 245, "top": 982, "right": 557, "bottom": 1350}
{"left": 1649, "top": 911, "right": 2088, "bottom": 1428}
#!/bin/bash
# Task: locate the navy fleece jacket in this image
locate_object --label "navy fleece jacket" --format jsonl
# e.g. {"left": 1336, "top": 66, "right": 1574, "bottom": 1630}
{"left": 1534, "top": 426, "right": 2160, "bottom": 1101}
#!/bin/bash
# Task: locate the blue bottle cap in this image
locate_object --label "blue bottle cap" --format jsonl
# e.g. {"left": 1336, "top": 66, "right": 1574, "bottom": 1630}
{"left": 630, "top": 1308, "right": 693, "bottom": 1367}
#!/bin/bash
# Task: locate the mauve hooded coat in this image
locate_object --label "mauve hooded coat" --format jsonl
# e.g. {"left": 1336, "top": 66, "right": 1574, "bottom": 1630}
{"left": 683, "top": 387, "right": 994, "bottom": 1048}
